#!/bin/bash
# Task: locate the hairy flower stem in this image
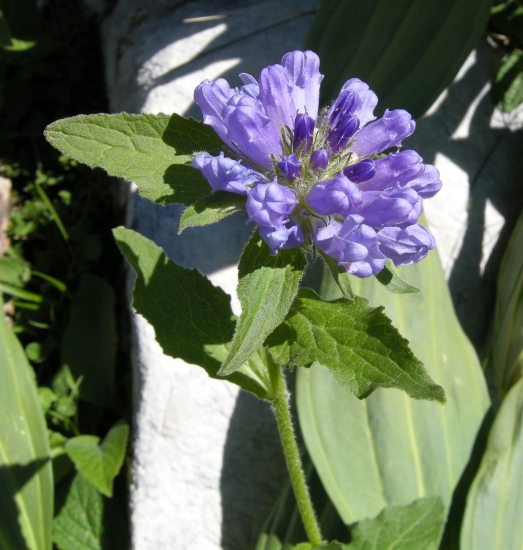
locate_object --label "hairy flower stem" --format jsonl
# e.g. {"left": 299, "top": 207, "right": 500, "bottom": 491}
{"left": 268, "top": 358, "right": 322, "bottom": 547}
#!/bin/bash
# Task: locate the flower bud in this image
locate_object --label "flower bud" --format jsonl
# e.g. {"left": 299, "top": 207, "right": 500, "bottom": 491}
{"left": 246, "top": 180, "right": 298, "bottom": 227}
{"left": 343, "top": 159, "right": 376, "bottom": 183}
{"left": 310, "top": 149, "right": 329, "bottom": 171}
{"left": 293, "top": 113, "right": 315, "bottom": 154}
{"left": 278, "top": 154, "right": 302, "bottom": 181}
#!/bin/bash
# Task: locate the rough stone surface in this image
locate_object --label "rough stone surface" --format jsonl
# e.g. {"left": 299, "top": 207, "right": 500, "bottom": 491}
{"left": 100, "top": 0, "right": 523, "bottom": 546}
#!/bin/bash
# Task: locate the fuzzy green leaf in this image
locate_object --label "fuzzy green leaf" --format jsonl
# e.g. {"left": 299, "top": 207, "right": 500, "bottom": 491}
{"left": 219, "top": 232, "right": 306, "bottom": 376}
{"left": 178, "top": 191, "right": 246, "bottom": 233}
{"left": 64, "top": 422, "right": 128, "bottom": 497}
{"left": 113, "top": 227, "right": 271, "bottom": 399}
{"left": 318, "top": 249, "right": 354, "bottom": 300}
{"left": 375, "top": 261, "right": 421, "bottom": 294}
{"left": 52, "top": 474, "right": 103, "bottom": 550}
{"left": 347, "top": 497, "right": 445, "bottom": 550}
{"left": 267, "top": 289, "right": 445, "bottom": 403}
{"left": 44, "top": 113, "right": 223, "bottom": 205}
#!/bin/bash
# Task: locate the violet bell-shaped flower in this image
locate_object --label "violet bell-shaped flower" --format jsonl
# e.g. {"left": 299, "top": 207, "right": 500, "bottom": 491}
{"left": 378, "top": 224, "right": 435, "bottom": 266}
{"left": 191, "top": 152, "right": 263, "bottom": 194}
{"left": 307, "top": 174, "right": 363, "bottom": 217}
{"left": 315, "top": 217, "right": 386, "bottom": 278}
{"left": 278, "top": 154, "right": 302, "bottom": 181}
{"left": 259, "top": 221, "right": 305, "bottom": 256}
{"left": 246, "top": 180, "right": 298, "bottom": 227}
{"left": 192, "top": 49, "right": 441, "bottom": 277}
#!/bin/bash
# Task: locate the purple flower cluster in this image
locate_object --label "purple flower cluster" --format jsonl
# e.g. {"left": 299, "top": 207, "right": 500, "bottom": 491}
{"left": 192, "top": 51, "right": 441, "bottom": 277}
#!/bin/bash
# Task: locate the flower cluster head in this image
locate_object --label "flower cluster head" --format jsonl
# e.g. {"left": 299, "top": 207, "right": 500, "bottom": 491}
{"left": 192, "top": 51, "right": 441, "bottom": 277}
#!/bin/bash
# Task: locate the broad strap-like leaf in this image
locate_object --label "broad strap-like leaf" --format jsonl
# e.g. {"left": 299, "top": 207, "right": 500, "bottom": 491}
{"left": 375, "top": 260, "right": 421, "bottom": 295}
{"left": 306, "top": 0, "right": 491, "bottom": 118}
{"left": 347, "top": 497, "right": 445, "bottom": 550}
{"left": 267, "top": 288, "right": 445, "bottom": 403}
{"left": 113, "top": 227, "right": 271, "bottom": 399}
{"left": 0, "top": 297, "right": 53, "bottom": 550}
{"left": 44, "top": 113, "right": 223, "bottom": 205}
{"left": 296, "top": 247, "right": 489, "bottom": 525}
{"left": 492, "top": 49, "right": 523, "bottom": 113}
{"left": 489, "top": 210, "right": 523, "bottom": 393}
{"left": 52, "top": 474, "right": 103, "bottom": 550}
{"left": 178, "top": 191, "right": 246, "bottom": 233}
{"left": 65, "top": 422, "right": 129, "bottom": 497}
{"left": 219, "top": 232, "right": 306, "bottom": 376}
{"left": 460, "top": 377, "right": 523, "bottom": 550}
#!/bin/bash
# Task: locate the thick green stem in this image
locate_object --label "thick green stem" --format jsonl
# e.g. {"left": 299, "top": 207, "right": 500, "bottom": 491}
{"left": 268, "top": 359, "right": 322, "bottom": 547}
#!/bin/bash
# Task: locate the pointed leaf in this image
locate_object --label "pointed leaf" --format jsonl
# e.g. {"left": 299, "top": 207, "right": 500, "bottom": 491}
{"left": 219, "top": 232, "right": 306, "bottom": 376}
{"left": 375, "top": 261, "right": 421, "bottom": 295}
{"left": 64, "top": 422, "right": 129, "bottom": 497}
{"left": 52, "top": 474, "right": 103, "bottom": 550}
{"left": 489, "top": 210, "right": 523, "bottom": 393}
{"left": 0, "top": 297, "right": 53, "bottom": 550}
{"left": 267, "top": 288, "right": 444, "bottom": 402}
{"left": 297, "top": 248, "right": 490, "bottom": 524}
{"left": 347, "top": 497, "right": 445, "bottom": 550}
{"left": 460, "top": 377, "right": 523, "bottom": 550}
{"left": 318, "top": 249, "right": 354, "bottom": 300}
{"left": 44, "top": 113, "right": 222, "bottom": 206}
{"left": 113, "top": 227, "right": 271, "bottom": 399}
{"left": 306, "top": 0, "right": 491, "bottom": 117}
{"left": 0, "top": 257, "right": 31, "bottom": 287}
{"left": 178, "top": 191, "right": 246, "bottom": 233}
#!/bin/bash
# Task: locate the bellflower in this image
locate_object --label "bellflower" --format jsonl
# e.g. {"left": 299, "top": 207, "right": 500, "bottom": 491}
{"left": 192, "top": 50, "right": 441, "bottom": 276}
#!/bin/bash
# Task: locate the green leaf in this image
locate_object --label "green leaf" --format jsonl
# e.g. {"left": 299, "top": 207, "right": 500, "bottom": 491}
{"left": 347, "top": 497, "right": 445, "bottom": 550}
{"left": 38, "top": 387, "right": 57, "bottom": 413}
{"left": 306, "top": 0, "right": 492, "bottom": 117}
{"left": 44, "top": 113, "right": 222, "bottom": 206}
{"left": 3, "top": 38, "right": 36, "bottom": 52}
{"left": 52, "top": 474, "right": 103, "bottom": 550}
{"left": 296, "top": 246, "right": 490, "bottom": 524}
{"left": 267, "top": 288, "right": 444, "bottom": 402}
{"left": 489, "top": 210, "right": 523, "bottom": 393}
{"left": 490, "top": 1, "right": 523, "bottom": 41}
{"left": 0, "top": 281, "right": 43, "bottom": 303}
{"left": 61, "top": 274, "right": 116, "bottom": 408}
{"left": 374, "top": 260, "right": 420, "bottom": 295}
{"left": 318, "top": 249, "right": 354, "bottom": 300}
{"left": 219, "top": 232, "right": 306, "bottom": 376}
{"left": 113, "top": 226, "right": 271, "bottom": 400}
{"left": 64, "top": 422, "right": 129, "bottom": 497}
{"left": 0, "top": 257, "right": 31, "bottom": 287}
{"left": 460, "top": 377, "right": 523, "bottom": 550}
{"left": 493, "top": 49, "right": 523, "bottom": 113}
{"left": 178, "top": 191, "right": 246, "bottom": 233}
{"left": 0, "top": 297, "right": 53, "bottom": 550}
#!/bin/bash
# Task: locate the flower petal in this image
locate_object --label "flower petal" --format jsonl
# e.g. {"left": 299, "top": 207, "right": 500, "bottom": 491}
{"left": 350, "top": 109, "right": 416, "bottom": 156}
{"left": 191, "top": 152, "right": 263, "bottom": 194}
{"left": 281, "top": 50, "right": 323, "bottom": 120}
